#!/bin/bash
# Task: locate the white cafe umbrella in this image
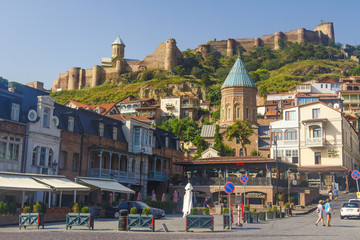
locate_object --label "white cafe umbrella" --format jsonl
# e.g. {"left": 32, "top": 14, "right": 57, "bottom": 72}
{"left": 182, "top": 183, "right": 193, "bottom": 218}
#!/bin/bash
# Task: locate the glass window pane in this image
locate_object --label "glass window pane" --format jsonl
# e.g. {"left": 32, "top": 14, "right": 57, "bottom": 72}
{"left": 0, "top": 142, "right": 6, "bottom": 159}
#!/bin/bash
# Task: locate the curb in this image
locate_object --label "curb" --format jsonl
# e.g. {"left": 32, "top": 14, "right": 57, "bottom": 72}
{"left": 293, "top": 206, "right": 317, "bottom": 216}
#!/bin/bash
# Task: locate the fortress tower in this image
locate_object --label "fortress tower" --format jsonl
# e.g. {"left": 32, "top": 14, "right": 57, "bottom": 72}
{"left": 165, "top": 38, "right": 178, "bottom": 71}
{"left": 314, "top": 22, "right": 335, "bottom": 43}
{"left": 112, "top": 36, "right": 125, "bottom": 59}
{"left": 220, "top": 56, "right": 257, "bottom": 126}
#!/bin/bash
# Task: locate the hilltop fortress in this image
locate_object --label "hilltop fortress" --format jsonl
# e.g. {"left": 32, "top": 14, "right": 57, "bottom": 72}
{"left": 197, "top": 22, "right": 334, "bottom": 57}
{"left": 52, "top": 37, "right": 183, "bottom": 92}
{"left": 52, "top": 22, "right": 334, "bottom": 92}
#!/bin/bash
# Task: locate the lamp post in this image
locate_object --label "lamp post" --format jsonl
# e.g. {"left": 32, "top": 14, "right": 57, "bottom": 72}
{"left": 218, "top": 169, "right": 222, "bottom": 205}
{"left": 274, "top": 135, "right": 279, "bottom": 205}
{"left": 139, "top": 147, "right": 145, "bottom": 193}
{"left": 287, "top": 169, "right": 291, "bottom": 205}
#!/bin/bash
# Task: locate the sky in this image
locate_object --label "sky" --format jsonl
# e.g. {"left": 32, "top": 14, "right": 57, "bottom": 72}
{"left": 1, "top": 0, "right": 360, "bottom": 89}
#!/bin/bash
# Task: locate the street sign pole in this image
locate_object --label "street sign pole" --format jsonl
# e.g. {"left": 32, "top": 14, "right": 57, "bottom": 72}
{"left": 243, "top": 183, "right": 246, "bottom": 206}
{"left": 351, "top": 170, "right": 360, "bottom": 193}
{"left": 357, "top": 179, "right": 359, "bottom": 193}
{"left": 224, "top": 182, "right": 235, "bottom": 230}
{"left": 229, "top": 193, "right": 231, "bottom": 230}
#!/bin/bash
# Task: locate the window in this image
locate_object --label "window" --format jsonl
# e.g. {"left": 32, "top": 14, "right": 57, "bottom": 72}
{"left": 221, "top": 110, "right": 224, "bottom": 120}
{"left": 272, "top": 130, "right": 282, "bottom": 141}
{"left": 313, "top": 128, "right": 322, "bottom": 138}
{"left": 0, "top": 142, "right": 6, "bottom": 159}
{"left": 132, "top": 159, "right": 135, "bottom": 172}
{"left": 253, "top": 109, "right": 255, "bottom": 120}
{"left": 134, "top": 128, "right": 140, "bottom": 145}
{"left": 184, "top": 110, "right": 189, "bottom": 117}
{"left": 312, "top": 108, "right": 320, "bottom": 119}
{"left": 43, "top": 107, "right": 50, "bottom": 127}
{"left": 237, "top": 108, "right": 240, "bottom": 118}
{"left": 148, "top": 132, "right": 152, "bottom": 146}
{"left": 228, "top": 108, "right": 230, "bottom": 119}
{"left": 68, "top": 116, "right": 75, "bottom": 132}
{"left": 284, "top": 129, "right": 297, "bottom": 140}
{"left": 325, "top": 84, "right": 328, "bottom": 88}
{"left": 285, "top": 150, "right": 292, "bottom": 157}
{"left": 321, "top": 84, "right": 323, "bottom": 88}
{"left": 113, "top": 127, "right": 118, "bottom": 140}
{"left": 39, "top": 147, "right": 46, "bottom": 166}
{"left": 99, "top": 123, "right": 104, "bottom": 137}
{"left": 11, "top": 103, "right": 20, "bottom": 121}
{"left": 239, "top": 149, "right": 243, "bottom": 156}
{"left": 59, "top": 151, "right": 67, "bottom": 170}
{"left": 246, "top": 108, "right": 249, "bottom": 119}
{"left": 48, "top": 148, "right": 53, "bottom": 167}
{"left": 285, "top": 111, "right": 296, "bottom": 120}
{"left": 292, "top": 150, "right": 298, "bottom": 164}
{"left": 72, "top": 153, "right": 79, "bottom": 170}
{"left": 236, "top": 137, "right": 240, "bottom": 144}
{"left": 165, "top": 137, "right": 169, "bottom": 148}
{"left": 32, "top": 146, "right": 39, "bottom": 165}
{"left": 315, "top": 152, "right": 321, "bottom": 165}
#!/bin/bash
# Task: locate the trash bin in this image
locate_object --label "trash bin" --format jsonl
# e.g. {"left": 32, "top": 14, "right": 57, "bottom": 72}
{"left": 118, "top": 210, "right": 128, "bottom": 231}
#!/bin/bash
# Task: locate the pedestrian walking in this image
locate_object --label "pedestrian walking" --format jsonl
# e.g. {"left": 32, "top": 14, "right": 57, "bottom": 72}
{"left": 328, "top": 188, "right": 333, "bottom": 201}
{"left": 334, "top": 188, "right": 338, "bottom": 200}
{"left": 315, "top": 200, "right": 325, "bottom": 226}
{"left": 324, "top": 198, "right": 334, "bottom": 227}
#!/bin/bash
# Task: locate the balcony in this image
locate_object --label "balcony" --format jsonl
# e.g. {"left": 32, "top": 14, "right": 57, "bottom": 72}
{"left": 87, "top": 168, "right": 136, "bottom": 184}
{"left": 148, "top": 171, "right": 168, "bottom": 181}
{"left": 306, "top": 137, "right": 324, "bottom": 147}
{"left": 274, "top": 140, "right": 298, "bottom": 147}
{"left": 186, "top": 176, "right": 288, "bottom": 187}
{"left": 133, "top": 144, "right": 152, "bottom": 155}
{"left": 181, "top": 103, "right": 198, "bottom": 109}
{"left": 165, "top": 103, "right": 174, "bottom": 109}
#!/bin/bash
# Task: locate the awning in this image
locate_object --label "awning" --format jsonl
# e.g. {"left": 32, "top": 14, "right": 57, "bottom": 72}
{"left": 32, "top": 176, "right": 90, "bottom": 192}
{"left": 0, "top": 172, "right": 52, "bottom": 191}
{"left": 76, "top": 177, "right": 135, "bottom": 194}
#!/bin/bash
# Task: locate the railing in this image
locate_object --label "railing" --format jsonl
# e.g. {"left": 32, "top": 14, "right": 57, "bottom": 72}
{"left": 148, "top": 171, "right": 168, "bottom": 181}
{"left": 306, "top": 138, "right": 323, "bottom": 147}
{"left": 186, "top": 176, "right": 288, "bottom": 187}
{"left": 87, "top": 168, "right": 136, "bottom": 183}
{"left": 181, "top": 103, "right": 198, "bottom": 108}
{"left": 133, "top": 144, "right": 152, "bottom": 155}
{"left": 274, "top": 140, "right": 298, "bottom": 147}
{"left": 165, "top": 103, "right": 174, "bottom": 108}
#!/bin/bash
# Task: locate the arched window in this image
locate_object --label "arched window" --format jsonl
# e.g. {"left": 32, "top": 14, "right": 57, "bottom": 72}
{"left": 32, "top": 146, "right": 40, "bottom": 165}
{"left": 272, "top": 130, "right": 282, "bottom": 141}
{"left": 239, "top": 149, "right": 244, "bottom": 156}
{"left": 48, "top": 148, "right": 53, "bottom": 166}
{"left": 132, "top": 158, "right": 136, "bottom": 172}
{"left": 228, "top": 108, "right": 231, "bottom": 120}
{"left": 72, "top": 153, "right": 79, "bottom": 171}
{"left": 284, "top": 129, "right": 297, "bottom": 140}
{"left": 237, "top": 108, "right": 240, "bottom": 118}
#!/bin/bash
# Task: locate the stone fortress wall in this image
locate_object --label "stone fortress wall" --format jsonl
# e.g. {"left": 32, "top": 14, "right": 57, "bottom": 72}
{"left": 52, "top": 38, "right": 183, "bottom": 92}
{"left": 197, "top": 22, "right": 335, "bottom": 57}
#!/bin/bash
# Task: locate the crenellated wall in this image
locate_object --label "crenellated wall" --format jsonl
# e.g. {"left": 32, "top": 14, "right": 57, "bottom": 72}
{"left": 197, "top": 22, "right": 335, "bottom": 57}
{"left": 52, "top": 38, "right": 183, "bottom": 92}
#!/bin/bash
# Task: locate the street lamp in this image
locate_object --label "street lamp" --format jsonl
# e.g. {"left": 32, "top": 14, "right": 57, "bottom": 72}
{"left": 218, "top": 169, "right": 222, "bottom": 205}
{"left": 139, "top": 147, "right": 145, "bottom": 192}
{"left": 274, "top": 135, "right": 279, "bottom": 205}
{"left": 287, "top": 169, "right": 291, "bottom": 205}
{"left": 187, "top": 171, "right": 191, "bottom": 183}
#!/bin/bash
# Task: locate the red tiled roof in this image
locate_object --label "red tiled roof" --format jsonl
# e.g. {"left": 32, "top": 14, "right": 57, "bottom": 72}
{"left": 124, "top": 115, "right": 152, "bottom": 122}
{"left": 93, "top": 103, "right": 117, "bottom": 115}
{"left": 108, "top": 114, "right": 126, "bottom": 121}
{"left": 318, "top": 76, "right": 337, "bottom": 83}
{"left": 64, "top": 99, "right": 92, "bottom": 109}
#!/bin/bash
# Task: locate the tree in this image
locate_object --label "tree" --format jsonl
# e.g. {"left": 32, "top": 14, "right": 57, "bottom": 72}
{"left": 213, "top": 125, "right": 235, "bottom": 156}
{"left": 352, "top": 66, "right": 360, "bottom": 76}
{"left": 225, "top": 120, "right": 254, "bottom": 156}
{"left": 191, "top": 67, "right": 203, "bottom": 78}
{"left": 204, "top": 53, "right": 219, "bottom": 73}
{"left": 237, "top": 44, "right": 246, "bottom": 56}
{"left": 173, "top": 65, "right": 186, "bottom": 77}
{"left": 201, "top": 73, "right": 211, "bottom": 87}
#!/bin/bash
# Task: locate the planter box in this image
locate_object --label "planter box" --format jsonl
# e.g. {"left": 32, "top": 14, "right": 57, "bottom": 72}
{"left": 258, "top": 212, "right": 266, "bottom": 221}
{"left": 275, "top": 211, "right": 280, "bottom": 218}
{"left": 186, "top": 215, "right": 214, "bottom": 232}
{"left": 19, "top": 213, "right": 44, "bottom": 229}
{"left": 266, "top": 211, "right": 274, "bottom": 220}
{"left": 284, "top": 208, "right": 292, "bottom": 217}
{"left": 243, "top": 211, "right": 251, "bottom": 223}
{"left": 223, "top": 213, "right": 231, "bottom": 229}
{"left": 250, "top": 213, "right": 258, "bottom": 223}
{"left": 127, "top": 214, "right": 155, "bottom": 232}
{"left": 66, "top": 213, "right": 94, "bottom": 230}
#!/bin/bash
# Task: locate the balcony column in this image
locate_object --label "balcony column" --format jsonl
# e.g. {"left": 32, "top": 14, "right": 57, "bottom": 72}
{"left": 109, "top": 152, "right": 112, "bottom": 179}
{"left": 160, "top": 158, "right": 163, "bottom": 179}
{"left": 118, "top": 154, "right": 121, "bottom": 175}
{"left": 167, "top": 159, "right": 169, "bottom": 176}
{"left": 154, "top": 156, "right": 157, "bottom": 172}
{"left": 99, "top": 151, "right": 103, "bottom": 177}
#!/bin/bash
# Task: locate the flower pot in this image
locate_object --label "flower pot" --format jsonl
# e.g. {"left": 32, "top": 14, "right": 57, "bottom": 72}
{"left": 267, "top": 211, "right": 273, "bottom": 220}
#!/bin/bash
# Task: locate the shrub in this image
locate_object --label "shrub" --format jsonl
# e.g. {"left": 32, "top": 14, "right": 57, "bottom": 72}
{"left": 72, "top": 203, "right": 80, "bottom": 213}
{"left": 190, "top": 208, "right": 198, "bottom": 215}
{"left": 272, "top": 206, "right": 280, "bottom": 213}
{"left": 112, "top": 200, "right": 118, "bottom": 206}
{"left": 290, "top": 196, "right": 296, "bottom": 203}
{"left": 267, "top": 207, "right": 272, "bottom": 212}
{"left": 81, "top": 207, "right": 89, "bottom": 213}
{"left": 223, "top": 207, "right": 229, "bottom": 214}
{"left": 142, "top": 208, "right": 151, "bottom": 215}
{"left": 144, "top": 201, "right": 177, "bottom": 214}
{"left": 130, "top": 207, "right": 138, "bottom": 214}
{"left": 251, "top": 207, "right": 257, "bottom": 213}
{"left": 277, "top": 193, "right": 284, "bottom": 201}
{"left": 33, "top": 202, "right": 42, "bottom": 213}
{"left": 8, "top": 202, "right": 17, "bottom": 214}
{"left": 299, "top": 180, "right": 309, "bottom": 187}
{"left": 197, "top": 208, "right": 203, "bottom": 215}
{"left": 23, "top": 206, "right": 31, "bottom": 213}
{"left": 244, "top": 205, "right": 250, "bottom": 211}
{"left": 284, "top": 202, "right": 290, "bottom": 209}
{"left": 203, "top": 207, "right": 210, "bottom": 215}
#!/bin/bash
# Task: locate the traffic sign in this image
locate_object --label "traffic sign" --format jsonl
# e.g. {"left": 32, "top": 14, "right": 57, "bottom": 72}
{"left": 351, "top": 170, "right": 360, "bottom": 180}
{"left": 240, "top": 174, "right": 248, "bottom": 184}
{"left": 357, "top": 192, "right": 360, "bottom": 199}
{"left": 224, "top": 182, "right": 235, "bottom": 194}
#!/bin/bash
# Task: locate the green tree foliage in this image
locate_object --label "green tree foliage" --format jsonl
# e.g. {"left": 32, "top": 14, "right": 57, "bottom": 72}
{"left": 211, "top": 109, "right": 220, "bottom": 123}
{"left": 191, "top": 67, "right": 203, "bottom": 78}
{"left": 158, "top": 118, "right": 200, "bottom": 143}
{"left": 213, "top": 125, "right": 235, "bottom": 156}
{"left": 193, "top": 135, "right": 209, "bottom": 158}
{"left": 141, "top": 70, "right": 154, "bottom": 81}
{"left": 173, "top": 65, "right": 186, "bottom": 77}
{"left": 204, "top": 53, "right": 219, "bottom": 73}
{"left": 249, "top": 69, "right": 270, "bottom": 83}
{"left": 352, "top": 65, "right": 360, "bottom": 76}
{"left": 206, "top": 88, "right": 221, "bottom": 106}
{"left": 250, "top": 150, "right": 261, "bottom": 156}
{"left": 201, "top": 73, "right": 211, "bottom": 87}
{"left": 225, "top": 120, "right": 254, "bottom": 156}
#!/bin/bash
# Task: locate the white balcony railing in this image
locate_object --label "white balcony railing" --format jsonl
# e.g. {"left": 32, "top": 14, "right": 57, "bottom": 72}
{"left": 306, "top": 138, "right": 323, "bottom": 147}
{"left": 88, "top": 168, "right": 136, "bottom": 184}
{"left": 274, "top": 140, "right": 298, "bottom": 147}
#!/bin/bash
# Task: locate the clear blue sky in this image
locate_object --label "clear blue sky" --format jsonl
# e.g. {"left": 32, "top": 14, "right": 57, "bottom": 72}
{"left": 1, "top": 0, "right": 359, "bottom": 89}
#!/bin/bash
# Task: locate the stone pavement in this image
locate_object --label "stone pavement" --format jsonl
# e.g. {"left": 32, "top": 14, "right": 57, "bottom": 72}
{"left": 0, "top": 192, "right": 358, "bottom": 240}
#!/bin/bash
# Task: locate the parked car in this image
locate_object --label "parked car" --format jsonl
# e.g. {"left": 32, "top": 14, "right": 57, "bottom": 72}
{"left": 340, "top": 202, "right": 360, "bottom": 219}
{"left": 348, "top": 199, "right": 360, "bottom": 204}
{"left": 107, "top": 201, "right": 165, "bottom": 219}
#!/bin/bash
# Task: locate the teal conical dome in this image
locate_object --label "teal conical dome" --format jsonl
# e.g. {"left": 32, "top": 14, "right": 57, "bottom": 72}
{"left": 221, "top": 57, "right": 256, "bottom": 89}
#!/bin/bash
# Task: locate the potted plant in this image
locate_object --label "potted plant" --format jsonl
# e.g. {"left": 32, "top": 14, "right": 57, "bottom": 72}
{"left": 284, "top": 202, "right": 292, "bottom": 217}
{"left": 222, "top": 207, "right": 231, "bottom": 229}
{"left": 186, "top": 207, "right": 214, "bottom": 232}
{"left": 290, "top": 196, "right": 296, "bottom": 206}
{"left": 243, "top": 205, "right": 251, "bottom": 223}
{"left": 19, "top": 202, "right": 44, "bottom": 229}
{"left": 272, "top": 206, "right": 280, "bottom": 218}
{"left": 126, "top": 207, "right": 155, "bottom": 232}
{"left": 66, "top": 203, "right": 94, "bottom": 230}
{"left": 250, "top": 208, "right": 258, "bottom": 223}
{"left": 266, "top": 207, "right": 274, "bottom": 220}
{"left": 258, "top": 210, "right": 266, "bottom": 221}
{"left": 278, "top": 193, "right": 285, "bottom": 206}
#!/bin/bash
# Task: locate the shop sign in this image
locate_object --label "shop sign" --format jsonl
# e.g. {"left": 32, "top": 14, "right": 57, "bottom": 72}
{"left": 328, "top": 149, "right": 339, "bottom": 158}
{"left": 245, "top": 192, "right": 266, "bottom": 199}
